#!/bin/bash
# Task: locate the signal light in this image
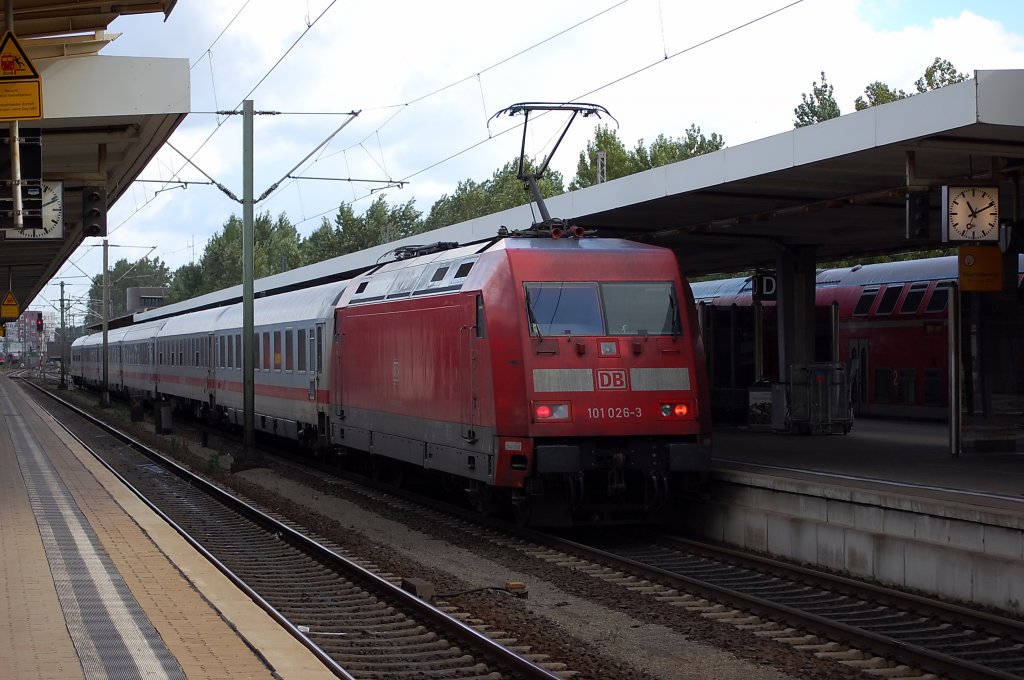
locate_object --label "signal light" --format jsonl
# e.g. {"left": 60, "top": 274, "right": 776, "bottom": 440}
{"left": 533, "top": 402, "right": 570, "bottom": 421}
{"left": 82, "top": 186, "right": 107, "bottom": 237}
{"left": 906, "top": 189, "right": 929, "bottom": 240}
{"left": 36, "top": 316, "right": 43, "bottom": 333}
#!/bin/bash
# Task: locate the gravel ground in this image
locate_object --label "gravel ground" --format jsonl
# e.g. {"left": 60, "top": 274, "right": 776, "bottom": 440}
{"left": 43, "top": 381, "right": 871, "bottom": 680}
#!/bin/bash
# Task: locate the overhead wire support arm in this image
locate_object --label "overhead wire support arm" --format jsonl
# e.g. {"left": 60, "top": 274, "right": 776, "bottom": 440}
{"left": 257, "top": 110, "right": 361, "bottom": 202}
{"left": 167, "top": 142, "right": 241, "bottom": 203}
{"left": 489, "top": 102, "right": 615, "bottom": 227}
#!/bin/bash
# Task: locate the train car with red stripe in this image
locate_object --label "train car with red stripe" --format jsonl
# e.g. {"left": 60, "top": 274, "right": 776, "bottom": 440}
{"left": 691, "top": 254, "right": 1024, "bottom": 421}
{"left": 71, "top": 234, "right": 712, "bottom": 525}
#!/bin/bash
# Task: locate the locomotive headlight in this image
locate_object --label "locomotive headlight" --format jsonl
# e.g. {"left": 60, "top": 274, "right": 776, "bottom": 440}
{"left": 660, "top": 401, "right": 693, "bottom": 418}
{"left": 533, "top": 402, "right": 571, "bottom": 421}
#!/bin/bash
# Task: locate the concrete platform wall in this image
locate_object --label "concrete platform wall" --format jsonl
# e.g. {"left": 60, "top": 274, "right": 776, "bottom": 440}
{"left": 676, "top": 470, "right": 1024, "bottom": 615}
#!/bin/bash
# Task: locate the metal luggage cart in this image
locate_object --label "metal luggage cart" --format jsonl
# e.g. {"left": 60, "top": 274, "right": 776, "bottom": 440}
{"left": 788, "top": 362, "right": 853, "bottom": 435}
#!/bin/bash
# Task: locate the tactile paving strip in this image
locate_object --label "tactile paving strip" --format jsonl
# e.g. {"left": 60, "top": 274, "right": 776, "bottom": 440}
{"left": 7, "top": 397, "right": 185, "bottom": 680}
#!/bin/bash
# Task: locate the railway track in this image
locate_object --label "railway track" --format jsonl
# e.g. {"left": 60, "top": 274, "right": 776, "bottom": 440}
{"left": 32, "top": 377, "right": 1024, "bottom": 679}
{"left": 25, "top": 380, "right": 568, "bottom": 680}
{"left": 543, "top": 529, "right": 1024, "bottom": 680}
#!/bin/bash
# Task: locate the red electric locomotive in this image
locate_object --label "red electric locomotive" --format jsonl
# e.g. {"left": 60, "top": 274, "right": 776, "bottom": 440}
{"left": 331, "top": 235, "right": 712, "bottom": 525}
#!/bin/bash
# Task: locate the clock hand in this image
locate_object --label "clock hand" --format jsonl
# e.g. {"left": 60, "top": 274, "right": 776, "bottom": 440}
{"left": 965, "top": 200, "right": 979, "bottom": 217}
{"left": 42, "top": 196, "right": 59, "bottom": 208}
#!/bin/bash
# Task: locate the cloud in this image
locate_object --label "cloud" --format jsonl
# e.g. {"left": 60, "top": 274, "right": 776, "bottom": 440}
{"left": 40, "top": 0, "right": 1024, "bottom": 321}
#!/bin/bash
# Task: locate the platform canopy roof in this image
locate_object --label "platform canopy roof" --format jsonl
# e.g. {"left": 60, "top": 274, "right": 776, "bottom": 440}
{"left": 143, "top": 69, "right": 1024, "bottom": 321}
{"left": 1, "top": 0, "right": 185, "bottom": 317}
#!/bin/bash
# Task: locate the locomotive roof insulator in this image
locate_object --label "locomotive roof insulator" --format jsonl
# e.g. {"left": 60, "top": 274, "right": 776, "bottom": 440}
{"left": 393, "top": 241, "right": 460, "bottom": 260}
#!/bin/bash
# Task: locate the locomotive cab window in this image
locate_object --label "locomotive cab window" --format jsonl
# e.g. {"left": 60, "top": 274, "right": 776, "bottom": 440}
{"left": 524, "top": 281, "right": 679, "bottom": 337}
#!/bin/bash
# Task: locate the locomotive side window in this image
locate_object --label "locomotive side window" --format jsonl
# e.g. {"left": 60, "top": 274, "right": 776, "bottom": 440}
{"left": 925, "top": 281, "right": 952, "bottom": 313}
{"left": 853, "top": 286, "right": 878, "bottom": 315}
{"left": 602, "top": 282, "right": 678, "bottom": 336}
{"left": 900, "top": 282, "right": 928, "bottom": 314}
{"left": 875, "top": 285, "right": 903, "bottom": 315}
{"left": 525, "top": 282, "right": 604, "bottom": 336}
{"left": 431, "top": 266, "right": 449, "bottom": 283}
{"left": 454, "top": 261, "right": 474, "bottom": 278}
{"left": 386, "top": 265, "right": 425, "bottom": 299}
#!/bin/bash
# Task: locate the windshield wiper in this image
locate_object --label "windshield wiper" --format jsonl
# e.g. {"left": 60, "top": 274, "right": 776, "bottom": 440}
{"left": 669, "top": 293, "right": 681, "bottom": 338}
{"left": 526, "top": 289, "right": 543, "bottom": 339}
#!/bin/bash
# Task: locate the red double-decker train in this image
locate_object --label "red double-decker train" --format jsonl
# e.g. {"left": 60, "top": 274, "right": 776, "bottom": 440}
{"left": 691, "top": 254, "right": 1024, "bottom": 422}
{"left": 72, "top": 234, "right": 713, "bottom": 525}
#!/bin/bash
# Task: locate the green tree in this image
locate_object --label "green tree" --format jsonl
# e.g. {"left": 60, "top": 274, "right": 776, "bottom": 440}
{"left": 569, "top": 126, "right": 638, "bottom": 190}
{"left": 87, "top": 256, "right": 171, "bottom": 319}
{"left": 424, "top": 158, "right": 564, "bottom": 229}
{"left": 854, "top": 81, "right": 910, "bottom": 111}
{"left": 632, "top": 126, "right": 725, "bottom": 170}
{"left": 570, "top": 125, "right": 724, "bottom": 189}
{"left": 794, "top": 71, "right": 841, "bottom": 127}
{"left": 167, "top": 262, "right": 205, "bottom": 304}
{"left": 854, "top": 58, "right": 967, "bottom": 111}
{"left": 180, "top": 211, "right": 303, "bottom": 296}
{"left": 310, "top": 196, "right": 425, "bottom": 257}
{"left": 916, "top": 57, "right": 968, "bottom": 92}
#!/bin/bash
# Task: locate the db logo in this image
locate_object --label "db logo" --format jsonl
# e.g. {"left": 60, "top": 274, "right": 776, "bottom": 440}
{"left": 596, "top": 369, "right": 628, "bottom": 391}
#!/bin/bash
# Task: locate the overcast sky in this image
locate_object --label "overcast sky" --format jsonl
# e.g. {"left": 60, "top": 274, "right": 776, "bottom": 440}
{"left": 36, "top": 0, "right": 1024, "bottom": 323}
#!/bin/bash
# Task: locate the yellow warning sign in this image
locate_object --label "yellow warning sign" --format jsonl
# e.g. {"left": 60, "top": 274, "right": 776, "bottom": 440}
{"left": 0, "top": 32, "right": 40, "bottom": 121}
{"left": 1, "top": 291, "right": 19, "bottom": 320}
{"left": 959, "top": 245, "right": 1004, "bottom": 292}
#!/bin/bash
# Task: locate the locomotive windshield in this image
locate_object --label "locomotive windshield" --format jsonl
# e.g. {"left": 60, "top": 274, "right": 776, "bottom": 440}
{"left": 525, "top": 281, "right": 680, "bottom": 337}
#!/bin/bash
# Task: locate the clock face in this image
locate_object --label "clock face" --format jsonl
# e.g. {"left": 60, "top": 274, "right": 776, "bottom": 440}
{"left": 946, "top": 186, "right": 999, "bottom": 242}
{"left": 9, "top": 180, "right": 64, "bottom": 239}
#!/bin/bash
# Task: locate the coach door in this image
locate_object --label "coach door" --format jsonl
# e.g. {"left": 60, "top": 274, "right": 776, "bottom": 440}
{"left": 206, "top": 333, "right": 216, "bottom": 402}
{"left": 849, "top": 338, "right": 869, "bottom": 415}
{"left": 313, "top": 323, "right": 325, "bottom": 405}
{"left": 460, "top": 294, "right": 482, "bottom": 443}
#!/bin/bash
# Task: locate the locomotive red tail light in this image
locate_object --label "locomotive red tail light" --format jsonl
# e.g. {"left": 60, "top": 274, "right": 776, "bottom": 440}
{"left": 533, "top": 402, "right": 570, "bottom": 421}
{"left": 660, "top": 401, "right": 693, "bottom": 418}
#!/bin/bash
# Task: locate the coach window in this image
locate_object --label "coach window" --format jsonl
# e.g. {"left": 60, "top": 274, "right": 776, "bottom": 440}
{"left": 273, "top": 331, "right": 282, "bottom": 370}
{"left": 297, "top": 329, "right": 307, "bottom": 372}
{"left": 262, "top": 332, "right": 271, "bottom": 370}
{"left": 875, "top": 285, "right": 903, "bottom": 315}
{"left": 236, "top": 334, "right": 242, "bottom": 369}
{"left": 900, "top": 282, "right": 928, "bottom": 314}
{"left": 853, "top": 286, "right": 878, "bottom": 315}
{"left": 285, "top": 330, "right": 294, "bottom": 371}
{"left": 925, "top": 281, "right": 952, "bottom": 313}
{"left": 219, "top": 336, "right": 225, "bottom": 368}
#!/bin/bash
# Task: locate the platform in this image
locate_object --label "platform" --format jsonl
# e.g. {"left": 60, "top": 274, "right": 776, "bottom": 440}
{"left": 0, "top": 377, "right": 335, "bottom": 680}
{"left": 688, "top": 417, "right": 1024, "bottom": 614}
{"left": 712, "top": 417, "right": 1024, "bottom": 508}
